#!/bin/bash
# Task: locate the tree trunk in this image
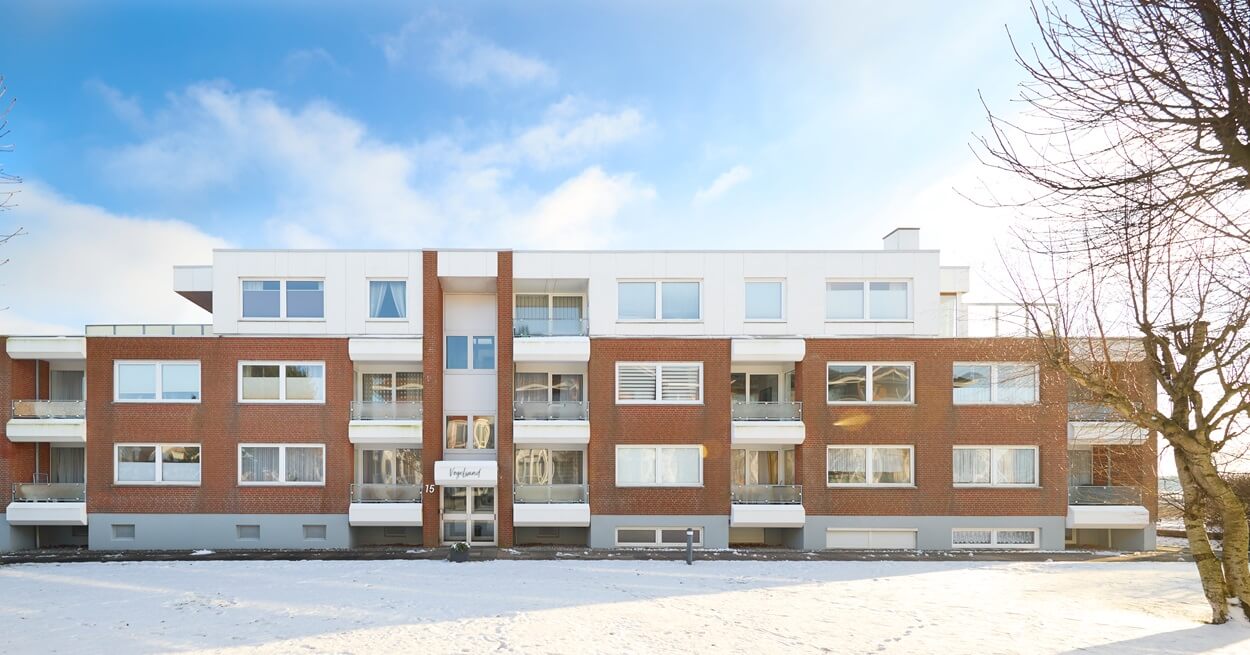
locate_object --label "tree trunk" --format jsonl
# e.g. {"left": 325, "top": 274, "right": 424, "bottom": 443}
{"left": 1176, "top": 451, "right": 1231, "bottom": 623}
{"left": 1181, "top": 451, "right": 1250, "bottom": 619}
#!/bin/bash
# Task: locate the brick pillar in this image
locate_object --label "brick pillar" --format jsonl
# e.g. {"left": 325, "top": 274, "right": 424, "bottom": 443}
{"left": 422, "top": 251, "right": 445, "bottom": 546}
{"left": 496, "top": 251, "right": 515, "bottom": 547}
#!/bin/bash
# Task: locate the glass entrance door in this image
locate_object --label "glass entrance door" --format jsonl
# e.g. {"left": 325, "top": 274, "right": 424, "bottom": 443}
{"left": 442, "top": 486, "right": 497, "bottom": 545}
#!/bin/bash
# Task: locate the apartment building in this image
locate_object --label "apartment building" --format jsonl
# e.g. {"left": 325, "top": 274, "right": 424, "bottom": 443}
{"left": 0, "top": 228, "right": 1158, "bottom": 552}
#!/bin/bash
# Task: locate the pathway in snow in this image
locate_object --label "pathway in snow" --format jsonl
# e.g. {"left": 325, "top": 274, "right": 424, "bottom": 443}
{"left": 1, "top": 559, "right": 1247, "bottom": 654}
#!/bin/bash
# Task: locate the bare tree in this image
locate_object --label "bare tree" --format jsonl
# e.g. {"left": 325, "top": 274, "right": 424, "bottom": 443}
{"left": 0, "top": 74, "right": 23, "bottom": 268}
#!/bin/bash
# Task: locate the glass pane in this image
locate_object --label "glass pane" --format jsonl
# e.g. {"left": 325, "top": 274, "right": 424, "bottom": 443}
{"left": 745, "top": 281, "right": 783, "bottom": 320}
{"left": 552, "top": 374, "right": 583, "bottom": 402}
{"left": 51, "top": 447, "right": 85, "bottom": 483}
{"left": 826, "top": 282, "right": 865, "bottom": 320}
{"left": 953, "top": 529, "right": 992, "bottom": 545}
{"left": 827, "top": 365, "right": 867, "bottom": 402}
{"left": 749, "top": 374, "right": 779, "bottom": 402}
{"left": 241, "top": 365, "right": 281, "bottom": 400}
{"left": 1068, "top": 450, "right": 1093, "bottom": 486}
{"left": 242, "top": 280, "right": 280, "bottom": 318}
{"left": 472, "top": 336, "right": 495, "bottom": 370}
{"left": 953, "top": 365, "right": 992, "bottom": 403}
{"left": 362, "top": 449, "right": 387, "bottom": 485}
{"left": 730, "top": 373, "right": 747, "bottom": 403}
{"left": 871, "top": 448, "right": 912, "bottom": 484}
{"left": 443, "top": 486, "right": 467, "bottom": 513}
{"left": 515, "top": 448, "right": 551, "bottom": 485}
{"left": 661, "top": 282, "right": 700, "bottom": 320}
{"left": 472, "top": 520, "right": 495, "bottom": 542}
{"left": 827, "top": 447, "right": 867, "bottom": 484}
{"left": 473, "top": 487, "right": 495, "bottom": 513}
{"left": 661, "top": 528, "right": 699, "bottom": 544}
{"left": 472, "top": 416, "right": 495, "bottom": 449}
{"left": 616, "top": 447, "right": 657, "bottom": 484}
{"left": 997, "top": 364, "right": 1038, "bottom": 403}
{"left": 617, "top": 364, "right": 657, "bottom": 401}
{"left": 996, "top": 448, "right": 1036, "bottom": 485}
{"left": 446, "top": 336, "right": 468, "bottom": 369}
{"left": 659, "top": 365, "right": 701, "bottom": 401}
{"left": 285, "top": 447, "right": 324, "bottom": 482}
{"left": 362, "top": 373, "right": 394, "bottom": 403}
{"left": 551, "top": 450, "right": 584, "bottom": 485}
{"left": 872, "top": 365, "right": 912, "bottom": 402}
{"left": 161, "top": 446, "right": 201, "bottom": 482}
{"left": 443, "top": 520, "right": 467, "bottom": 542}
{"left": 515, "top": 294, "right": 549, "bottom": 320}
{"left": 617, "top": 529, "right": 656, "bottom": 545}
{"left": 996, "top": 530, "right": 1036, "bottom": 546}
{"left": 286, "top": 280, "right": 324, "bottom": 319}
{"left": 953, "top": 448, "right": 991, "bottom": 484}
{"left": 514, "top": 373, "right": 549, "bottom": 404}
{"left": 618, "top": 282, "right": 657, "bottom": 320}
{"left": 658, "top": 447, "right": 700, "bottom": 484}
{"left": 117, "top": 363, "right": 157, "bottom": 400}
{"left": 395, "top": 372, "right": 423, "bottom": 402}
{"left": 868, "top": 281, "right": 908, "bottom": 319}
{"left": 285, "top": 365, "right": 325, "bottom": 401}
{"left": 160, "top": 363, "right": 201, "bottom": 400}
{"left": 552, "top": 296, "right": 583, "bottom": 319}
{"left": 117, "top": 446, "right": 157, "bottom": 481}
{"left": 731, "top": 449, "right": 746, "bottom": 486}
{"left": 446, "top": 416, "right": 468, "bottom": 449}
{"left": 240, "top": 446, "right": 280, "bottom": 482}
{"left": 369, "top": 281, "right": 406, "bottom": 319}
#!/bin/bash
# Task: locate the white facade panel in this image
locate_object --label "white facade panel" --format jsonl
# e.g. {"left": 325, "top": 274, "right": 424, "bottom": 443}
{"left": 437, "top": 251, "right": 497, "bottom": 278}
{"left": 1068, "top": 422, "right": 1149, "bottom": 445}
{"left": 348, "top": 503, "right": 423, "bottom": 527}
{"left": 6, "top": 502, "right": 88, "bottom": 526}
{"left": 731, "top": 421, "right": 806, "bottom": 445}
{"left": 5, "top": 419, "right": 86, "bottom": 443}
{"left": 348, "top": 337, "right": 423, "bottom": 362}
{"left": 730, "top": 338, "right": 805, "bottom": 362}
{"left": 1066, "top": 505, "right": 1150, "bottom": 529}
{"left": 513, "top": 503, "right": 591, "bottom": 527}
{"left": 513, "top": 337, "right": 590, "bottom": 363}
{"left": 6, "top": 337, "right": 87, "bottom": 360}
{"left": 730, "top": 504, "right": 806, "bottom": 528}
{"left": 347, "top": 421, "right": 423, "bottom": 445}
{"left": 443, "top": 375, "right": 497, "bottom": 414}
{"left": 173, "top": 265, "right": 213, "bottom": 292}
{"left": 513, "top": 420, "right": 590, "bottom": 445}
{"left": 825, "top": 529, "right": 918, "bottom": 549}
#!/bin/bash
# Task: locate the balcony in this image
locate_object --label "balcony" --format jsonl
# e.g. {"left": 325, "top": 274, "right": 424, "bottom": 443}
{"left": 731, "top": 402, "right": 805, "bottom": 445}
{"left": 512, "top": 319, "right": 590, "bottom": 363}
{"left": 85, "top": 324, "right": 212, "bottom": 337}
{"left": 1067, "top": 485, "right": 1149, "bottom": 529}
{"left": 513, "top": 317, "right": 588, "bottom": 338}
{"left": 6, "top": 483, "right": 87, "bottom": 525}
{"left": 1068, "top": 485, "right": 1142, "bottom": 505}
{"left": 347, "top": 484, "right": 423, "bottom": 526}
{"left": 348, "top": 401, "right": 423, "bottom": 445}
{"left": 7, "top": 400, "right": 86, "bottom": 443}
{"left": 513, "top": 401, "right": 590, "bottom": 445}
{"left": 5, "top": 336, "right": 87, "bottom": 359}
{"left": 513, "top": 484, "right": 591, "bottom": 527}
{"left": 1068, "top": 402, "right": 1148, "bottom": 445}
{"left": 730, "top": 484, "right": 805, "bottom": 527}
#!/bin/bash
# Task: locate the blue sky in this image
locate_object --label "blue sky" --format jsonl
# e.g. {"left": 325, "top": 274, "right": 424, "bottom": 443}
{"left": 0, "top": 0, "right": 1034, "bottom": 332}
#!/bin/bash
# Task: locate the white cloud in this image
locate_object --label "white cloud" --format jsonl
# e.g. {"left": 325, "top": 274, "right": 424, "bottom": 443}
{"left": 511, "top": 98, "right": 644, "bottom": 168}
{"left": 282, "top": 48, "right": 348, "bottom": 79}
{"left": 693, "top": 165, "right": 752, "bottom": 205}
{"left": 85, "top": 80, "right": 146, "bottom": 129}
{"left": 380, "top": 17, "right": 555, "bottom": 88}
{"left": 0, "top": 183, "right": 227, "bottom": 335}
{"left": 511, "top": 167, "right": 655, "bottom": 249}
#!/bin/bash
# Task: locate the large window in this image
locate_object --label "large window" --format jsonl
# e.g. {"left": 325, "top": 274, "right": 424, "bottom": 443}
{"left": 732, "top": 448, "right": 795, "bottom": 485}
{"left": 515, "top": 449, "right": 585, "bottom": 485}
{"left": 241, "top": 279, "right": 324, "bottom": 319}
{"left": 368, "top": 280, "right": 407, "bottom": 319}
{"left": 952, "top": 363, "right": 1039, "bottom": 404}
{"left": 358, "top": 448, "right": 421, "bottom": 486}
{"left": 445, "top": 415, "right": 496, "bottom": 450}
{"left": 239, "top": 362, "right": 325, "bottom": 403}
{"left": 744, "top": 280, "right": 784, "bottom": 320}
{"left": 446, "top": 335, "right": 495, "bottom": 370}
{"left": 616, "top": 527, "right": 703, "bottom": 548}
{"left": 239, "top": 444, "right": 325, "bottom": 485}
{"left": 826, "top": 280, "right": 910, "bottom": 320}
{"left": 515, "top": 294, "right": 585, "bottom": 335}
{"left": 115, "top": 444, "right": 201, "bottom": 485}
{"left": 617, "top": 281, "right": 701, "bottom": 321}
{"left": 616, "top": 363, "right": 702, "bottom": 404}
{"left": 826, "top": 446, "right": 914, "bottom": 486}
{"left": 360, "top": 371, "right": 423, "bottom": 402}
{"left": 827, "top": 363, "right": 913, "bottom": 403}
{"left": 1068, "top": 449, "right": 1093, "bottom": 486}
{"left": 952, "top": 528, "right": 1039, "bottom": 549}
{"left": 616, "top": 445, "right": 702, "bottom": 486}
{"left": 953, "top": 446, "right": 1038, "bottom": 486}
{"left": 115, "top": 361, "right": 201, "bottom": 402}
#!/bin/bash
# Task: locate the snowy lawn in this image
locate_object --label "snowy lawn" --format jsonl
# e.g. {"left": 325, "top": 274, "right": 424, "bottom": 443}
{"left": 1, "top": 559, "right": 1248, "bottom": 654}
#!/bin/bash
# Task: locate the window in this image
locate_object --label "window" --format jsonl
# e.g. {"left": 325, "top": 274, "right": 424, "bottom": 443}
{"left": 369, "top": 280, "right": 407, "bottom": 319}
{"left": 359, "top": 448, "right": 422, "bottom": 486}
{"left": 114, "top": 361, "right": 201, "bottom": 402}
{"left": 1068, "top": 449, "right": 1093, "bottom": 487}
{"left": 515, "top": 449, "right": 585, "bottom": 486}
{"left": 114, "top": 444, "right": 201, "bottom": 485}
{"left": 445, "top": 335, "right": 495, "bottom": 370}
{"left": 825, "top": 280, "right": 911, "bottom": 320}
{"left": 730, "top": 372, "right": 782, "bottom": 403}
{"left": 241, "top": 279, "right": 324, "bottom": 319}
{"left": 744, "top": 280, "right": 784, "bottom": 320}
{"left": 953, "top": 363, "right": 1038, "bottom": 404}
{"left": 360, "top": 371, "right": 423, "bottom": 403}
{"left": 732, "top": 448, "right": 795, "bottom": 485}
{"left": 616, "top": 527, "right": 703, "bottom": 548}
{"left": 827, "top": 363, "right": 913, "bottom": 403}
{"left": 953, "top": 446, "right": 1038, "bottom": 486}
{"left": 514, "top": 294, "right": 585, "bottom": 335}
{"left": 617, "top": 280, "right": 702, "bottom": 321}
{"left": 616, "top": 363, "right": 703, "bottom": 404}
{"left": 238, "top": 444, "right": 325, "bottom": 485}
{"left": 952, "top": 528, "right": 1039, "bottom": 549}
{"left": 616, "top": 445, "right": 702, "bottom": 486}
{"left": 826, "top": 446, "right": 914, "bottom": 486}
{"left": 239, "top": 362, "right": 325, "bottom": 402}
{"left": 445, "top": 415, "right": 495, "bottom": 450}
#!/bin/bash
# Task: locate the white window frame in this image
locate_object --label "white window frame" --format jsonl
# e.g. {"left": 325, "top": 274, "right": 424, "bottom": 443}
{"left": 615, "top": 362, "right": 704, "bottom": 405}
{"left": 825, "top": 445, "right": 915, "bottom": 488}
{"left": 113, "top": 443, "right": 202, "bottom": 486}
{"left": 615, "top": 445, "right": 704, "bottom": 487}
{"left": 616, "top": 279, "right": 703, "bottom": 322}
{"left": 366, "top": 278, "right": 408, "bottom": 321}
{"left": 824, "top": 279, "right": 912, "bottom": 322}
{"left": 615, "top": 526, "right": 704, "bottom": 548}
{"left": 443, "top": 334, "right": 496, "bottom": 373}
{"left": 952, "top": 362, "right": 1040, "bottom": 405}
{"left": 952, "top": 446, "right": 1040, "bottom": 487}
{"left": 826, "top": 362, "right": 915, "bottom": 404}
{"left": 237, "top": 361, "right": 327, "bottom": 404}
{"left": 443, "top": 413, "right": 497, "bottom": 451}
{"left": 113, "top": 360, "right": 202, "bottom": 404}
{"left": 237, "top": 443, "right": 327, "bottom": 487}
{"left": 744, "top": 278, "right": 786, "bottom": 322}
{"left": 951, "top": 528, "right": 1040, "bottom": 549}
{"left": 513, "top": 293, "right": 587, "bottom": 318}
{"left": 239, "top": 278, "right": 326, "bottom": 321}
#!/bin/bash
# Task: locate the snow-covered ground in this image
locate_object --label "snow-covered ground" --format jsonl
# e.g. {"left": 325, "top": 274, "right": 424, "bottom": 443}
{"left": 1, "top": 559, "right": 1248, "bottom": 654}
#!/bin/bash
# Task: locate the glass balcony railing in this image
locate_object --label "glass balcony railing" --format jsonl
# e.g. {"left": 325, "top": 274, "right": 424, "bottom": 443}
{"left": 513, "top": 400, "right": 588, "bottom": 421}
{"left": 731, "top": 401, "right": 802, "bottom": 421}
{"left": 350, "top": 401, "right": 423, "bottom": 421}
{"left": 1068, "top": 485, "right": 1142, "bottom": 505}
{"left": 513, "top": 317, "right": 589, "bottom": 337}
{"left": 731, "top": 484, "right": 803, "bottom": 505}
{"left": 350, "top": 483, "right": 423, "bottom": 503}
{"left": 513, "top": 483, "right": 589, "bottom": 504}
{"left": 1068, "top": 402, "right": 1131, "bottom": 422}
{"left": 12, "top": 482, "right": 85, "bottom": 502}
{"left": 11, "top": 400, "right": 85, "bottom": 419}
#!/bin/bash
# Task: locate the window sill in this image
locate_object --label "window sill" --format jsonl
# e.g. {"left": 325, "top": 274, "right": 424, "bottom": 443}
{"left": 824, "top": 319, "right": 914, "bottom": 324}
{"left": 616, "top": 401, "right": 704, "bottom": 406}
{"left": 113, "top": 482, "right": 202, "bottom": 487}
{"left": 743, "top": 318, "right": 786, "bottom": 323}
{"left": 953, "top": 402, "right": 1041, "bottom": 407}
{"left": 826, "top": 401, "right": 915, "bottom": 406}
{"left": 114, "top": 399, "right": 202, "bottom": 404}
{"left": 615, "top": 320, "right": 704, "bottom": 324}
{"left": 615, "top": 483, "right": 704, "bottom": 488}
{"left": 238, "top": 400, "right": 327, "bottom": 405}
{"left": 238, "top": 318, "right": 328, "bottom": 323}
{"left": 237, "top": 482, "right": 327, "bottom": 487}
{"left": 366, "top": 318, "right": 409, "bottom": 322}
{"left": 953, "top": 484, "right": 1041, "bottom": 489}
{"left": 826, "top": 484, "right": 917, "bottom": 489}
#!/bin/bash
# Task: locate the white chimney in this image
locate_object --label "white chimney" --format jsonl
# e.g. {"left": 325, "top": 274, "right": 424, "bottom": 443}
{"left": 882, "top": 227, "right": 920, "bottom": 250}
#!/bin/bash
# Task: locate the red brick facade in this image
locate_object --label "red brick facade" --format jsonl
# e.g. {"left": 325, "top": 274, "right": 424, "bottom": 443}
{"left": 495, "top": 251, "right": 515, "bottom": 546}
{"left": 421, "top": 250, "right": 444, "bottom": 544}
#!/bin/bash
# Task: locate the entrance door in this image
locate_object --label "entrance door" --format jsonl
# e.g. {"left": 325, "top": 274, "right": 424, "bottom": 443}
{"left": 442, "top": 486, "right": 497, "bottom": 545}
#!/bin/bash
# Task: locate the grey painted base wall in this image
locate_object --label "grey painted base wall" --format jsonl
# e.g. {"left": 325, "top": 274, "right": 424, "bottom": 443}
{"left": 1069, "top": 526, "right": 1157, "bottom": 551}
{"left": 515, "top": 526, "right": 589, "bottom": 546}
{"left": 350, "top": 526, "right": 423, "bottom": 548}
{"left": 88, "top": 514, "right": 350, "bottom": 550}
{"left": 0, "top": 519, "right": 85, "bottom": 551}
{"left": 590, "top": 515, "right": 731, "bottom": 549}
{"left": 801, "top": 515, "right": 1069, "bottom": 550}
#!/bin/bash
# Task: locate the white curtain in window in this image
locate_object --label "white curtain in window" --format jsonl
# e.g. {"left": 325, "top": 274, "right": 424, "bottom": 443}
{"left": 954, "top": 448, "right": 991, "bottom": 484}
{"left": 827, "top": 448, "right": 867, "bottom": 484}
{"left": 52, "top": 371, "right": 85, "bottom": 401}
{"left": 868, "top": 281, "right": 908, "bottom": 319}
{"left": 872, "top": 448, "right": 911, "bottom": 484}
{"left": 370, "top": 281, "right": 406, "bottom": 319}
{"left": 552, "top": 296, "right": 583, "bottom": 319}
{"left": 997, "top": 448, "right": 1036, "bottom": 484}
{"left": 241, "top": 447, "right": 280, "bottom": 482}
{"left": 616, "top": 448, "right": 657, "bottom": 484}
{"left": 659, "top": 447, "right": 700, "bottom": 484}
{"left": 52, "top": 447, "right": 85, "bottom": 483}
{"left": 515, "top": 294, "right": 549, "bottom": 320}
{"left": 286, "top": 447, "right": 324, "bottom": 483}
{"left": 515, "top": 373, "right": 550, "bottom": 403}
{"left": 1068, "top": 450, "right": 1093, "bottom": 486}
{"left": 997, "top": 365, "right": 1038, "bottom": 403}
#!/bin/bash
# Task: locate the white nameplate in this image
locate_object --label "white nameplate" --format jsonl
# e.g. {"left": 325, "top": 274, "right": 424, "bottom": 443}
{"left": 434, "top": 460, "right": 499, "bottom": 486}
